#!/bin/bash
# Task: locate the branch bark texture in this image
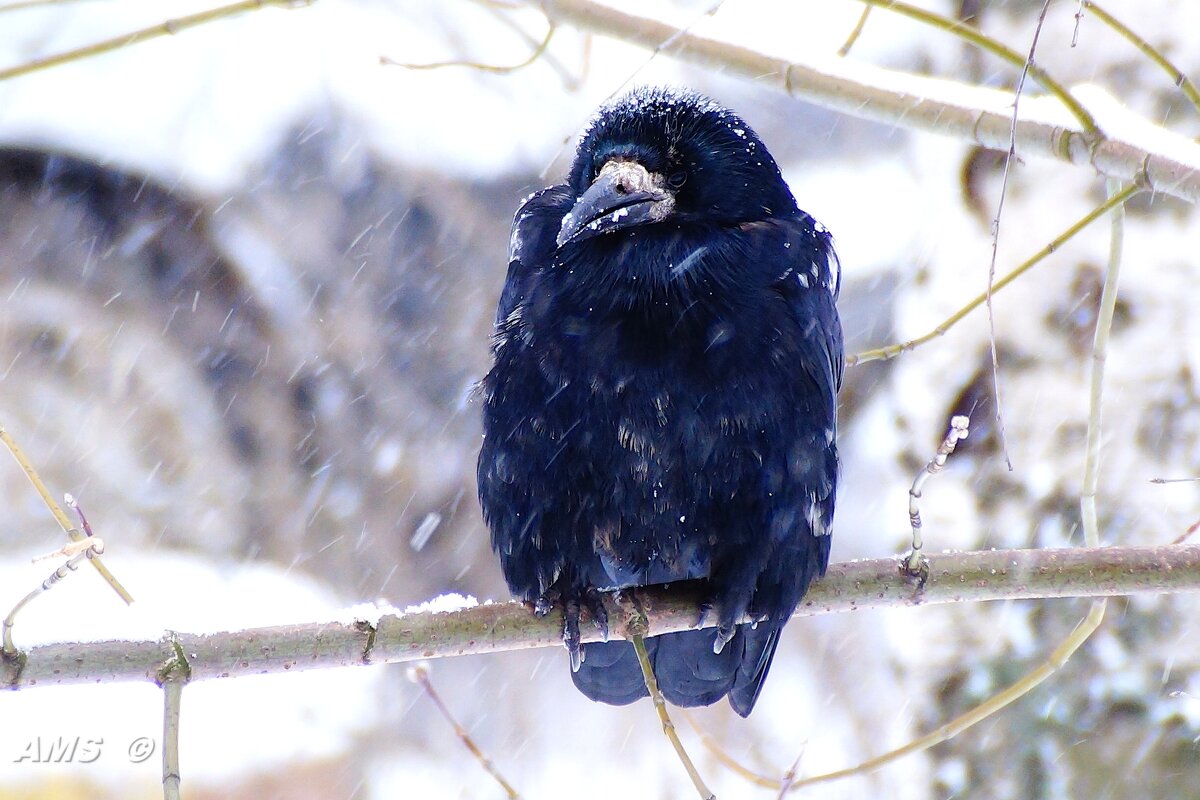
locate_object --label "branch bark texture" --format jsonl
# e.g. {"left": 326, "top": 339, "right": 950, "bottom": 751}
{"left": 534, "top": 0, "right": 1200, "bottom": 204}
{"left": 4, "top": 544, "right": 1198, "bottom": 691}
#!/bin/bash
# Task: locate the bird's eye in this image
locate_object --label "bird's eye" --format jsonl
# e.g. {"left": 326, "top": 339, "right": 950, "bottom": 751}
{"left": 667, "top": 171, "right": 688, "bottom": 190}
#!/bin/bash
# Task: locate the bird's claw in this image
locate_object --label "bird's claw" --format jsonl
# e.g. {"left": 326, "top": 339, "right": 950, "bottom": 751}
{"left": 533, "top": 588, "right": 560, "bottom": 618}
{"left": 543, "top": 585, "right": 612, "bottom": 671}
{"left": 564, "top": 595, "right": 583, "bottom": 671}
{"left": 583, "top": 586, "right": 609, "bottom": 642}
{"left": 713, "top": 623, "right": 736, "bottom": 655}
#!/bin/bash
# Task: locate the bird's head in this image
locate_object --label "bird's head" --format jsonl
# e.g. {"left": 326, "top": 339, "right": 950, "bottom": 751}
{"left": 556, "top": 86, "right": 798, "bottom": 248}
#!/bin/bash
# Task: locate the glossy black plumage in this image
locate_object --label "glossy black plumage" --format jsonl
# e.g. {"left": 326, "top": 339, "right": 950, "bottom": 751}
{"left": 477, "top": 87, "right": 842, "bottom": 717}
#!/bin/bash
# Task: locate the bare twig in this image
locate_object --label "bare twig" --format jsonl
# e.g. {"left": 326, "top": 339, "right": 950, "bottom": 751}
{"left": 776, "top": 179, "right": 1130, "bottom": 794}
{"left": 630, "top": 631, "right": 714, "bottom": 800}
{"left": 381, "top": 21, "right": 555, "bottom": 75}
{"left": 1172, "top": 520, "right": 1200, "bottom": 546}
{"left": 4, "top": 544, "right": 1199, "bottom": 690}
{"left": 1081, "top": 1, "right": 1200, "bottom": 118}
{"left": 700, "top": 594, "right": 1116, "bottom": 793}
{"left": 0, "top": 0, "right": 94, "bottom": 13}
{"left": 856, "top": 0, "right": 1096, "bottom": 132}
{"left": 848, "top": 182, "right": 1141, "bottom": 366}
{"left": 901, "top": 415, "right": 971, "bottom": 579}
{"left": 0, "top": 427, "right": 132, "bottom": 603}
{"left": 0, "top": 0, "right": 307, "bottom": 82}
{"left": 775, "top": 747, "right": 806, "bottom": 799}
{"left": 1082, "top": 178, "right": 1126, "bottom": 546}
{"left": 479, "top": 3, "right": 579, "bottom": 87}
{"left": 409, "top": 664, "right": 522, "bottom": 799}
{"left": 3, "top": 535, "right": 106, "bottom": 656}
{"left": 776, "top": 603, "right": 1105, "bottom": 791}
{"left": 4, "top": 480, "right": 111, "bottom": 658}
{"left": 158, "top": 637, "right": 191, "bottom": 800}
{"left": 1072, "top": 0, "right": 1086, "bottom": 46}
{"left": 64, "top": 493, "right": 95, "bottom": 538}
{"left": 837, "top": 6, "right": 873, "bottom": 57}
{"left": 532, "top": 0, "right": 1200, "bottom": 203}
{"left": 605, "top": 0, "right": 727, "bottom": 101}
{"left": 984, "top": 0, "right": 1053, "bottom": 471}
{"left": 680, "top": 709, "right": 779, "bottom": 785}
{"left": 161, "top": 680, "right": 183, "bottom": 800}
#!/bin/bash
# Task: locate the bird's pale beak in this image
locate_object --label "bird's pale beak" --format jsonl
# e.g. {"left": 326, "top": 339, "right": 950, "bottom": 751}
{"left": 557, "top": 160, "right": 674, "bottom": 247}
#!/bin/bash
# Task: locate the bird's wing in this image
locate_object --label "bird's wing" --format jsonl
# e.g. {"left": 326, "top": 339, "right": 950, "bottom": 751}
{"left": 497, "top": 185, "right": 574, "bottom": 324}
{"left": 770, "top": 213, "right": 845, "bottom": 409}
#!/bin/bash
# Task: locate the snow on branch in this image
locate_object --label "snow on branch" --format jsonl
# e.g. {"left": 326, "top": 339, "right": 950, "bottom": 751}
{"left": 4, "top": 544, "right": 1199, "bottom": 691}
{"left": 533, "top": 0, "right": 1200, "bottom": 204}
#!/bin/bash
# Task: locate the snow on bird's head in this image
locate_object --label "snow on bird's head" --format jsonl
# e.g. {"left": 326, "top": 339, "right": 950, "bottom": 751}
{"left": 567, "top": 85, "right": 798, "bottom": 224}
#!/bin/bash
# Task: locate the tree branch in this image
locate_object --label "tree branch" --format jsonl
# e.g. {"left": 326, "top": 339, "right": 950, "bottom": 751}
{"left": 532, "top": 0, "right": 1200, "bottom": 204}
{"left": 4, "top": 544, "right": 1198, "bottom": 690}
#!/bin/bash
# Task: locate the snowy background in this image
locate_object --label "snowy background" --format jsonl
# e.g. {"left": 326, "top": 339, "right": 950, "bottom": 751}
{"left": 1, "top": 1, "right": 1199, "bottom": 798}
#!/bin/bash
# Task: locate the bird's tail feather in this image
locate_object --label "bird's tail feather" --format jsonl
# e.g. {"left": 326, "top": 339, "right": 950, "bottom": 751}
{"left": 571, "top": 639, "right": 652, "bottom": 706}
{"left": 652, "top": 628, "right": 741, "bottom": 708}
{"left": 728, "top": 623, "right": 782, "bottom": 717}
{"left": 571, "top": 627, "right": 771, "bottom": 714}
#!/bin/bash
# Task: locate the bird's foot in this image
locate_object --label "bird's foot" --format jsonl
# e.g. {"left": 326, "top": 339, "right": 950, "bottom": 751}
{"left": 713, "top": 623, "right": 737, "bottom": 655}
{"left": 582, "top": 586, "right": 609, "bottom": 642}
{"left": 532, "top": 589, "right": 560, "bottom": 618}
{"left": 536, "top": 585, "right": 610, "bottom": 672}
{"left": 697, "top": 595, "right": 736, "bottom": 652}
{"left": 564, "top": 594, "right": 583, "bottom": 671}
{"left": 710, "top": 591, "right": 751, "bottom": 654}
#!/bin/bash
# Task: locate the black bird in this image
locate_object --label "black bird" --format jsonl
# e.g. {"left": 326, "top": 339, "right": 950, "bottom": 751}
{"left": 477, "top": 87, "right": 842, "bottom": 717}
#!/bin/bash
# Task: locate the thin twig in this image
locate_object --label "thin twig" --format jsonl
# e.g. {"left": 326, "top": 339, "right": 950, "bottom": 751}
{"left": 162, "top": 680, "right": 184, "bottom": 800}
{"left": 837, "top": 6, "right": 872, "bottom": 57}
{"left": 478, "top": 2, "right": 578, "bottom": 87}
{"left": 381, "top": 21, "right": 554, "bottom": 75}
{"left": 408, "top": 664, "right": 522, "bottom": 799}
{"left": 65, "top": 493, "right": 95, "bottom": 538}
{"left": 1082, "top": 180, "right": 1126, "bottom": 550}
{"left": 775, "top": 746, "right": 806, "bottom": 799}
{"left": 854, "top": 0, "right": 1098, "bottom": 133}
{"left": 1072, "top": 0, "right": 1086, "bottom": 46}
{"left": 770, "top": 601, "right": 1108, "bottom": 791}
{"left": 680, "top": 709, "right": 779, "bottom": 784}
{"left": 630, "top": 633, "right": 715, "bottom": 800}
{"left": 0, "top": 426, "right": 133, "bottom": 603}
{"left": 534, "top": 0, "right": 1200, "bottom": 202}
{"left": 606, "top": 0, "right": 727, "bottom": 101}
{"left": 777, "top": 179, "right": 1130, "bottom": 794}
{"left": 0, "top": 0, "right": 95, "bottom": 12}
{"left": 901, "top": 415, "right": 970, "bottom": 578}
{"left": 5, "top": 544, "right": 1200, "bottom": 690}
{"left": 1082, "top": 1, "right": 1200, "bottom": 118}
{"left": 1172, "top": 520, "right": 1200, "bottom": 546}
{"left": 984, "top": 0, "right": 1052, "bottom": 471}
{"left": 3, "top": 537, "right": 106, "bottom": 656}
{"left": 0, "top": 0, "right": 306, "bottom": 82}
{"left": 847, "top": 182, "right": 1141, "bottom": 366}
{"left": 158, "top": 637, "right": 191, "bottom": 800}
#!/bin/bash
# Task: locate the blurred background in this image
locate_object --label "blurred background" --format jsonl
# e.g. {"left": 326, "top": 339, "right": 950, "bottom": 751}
{"left": 1, "top": 1, "right": 1198, "bottom": 797}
